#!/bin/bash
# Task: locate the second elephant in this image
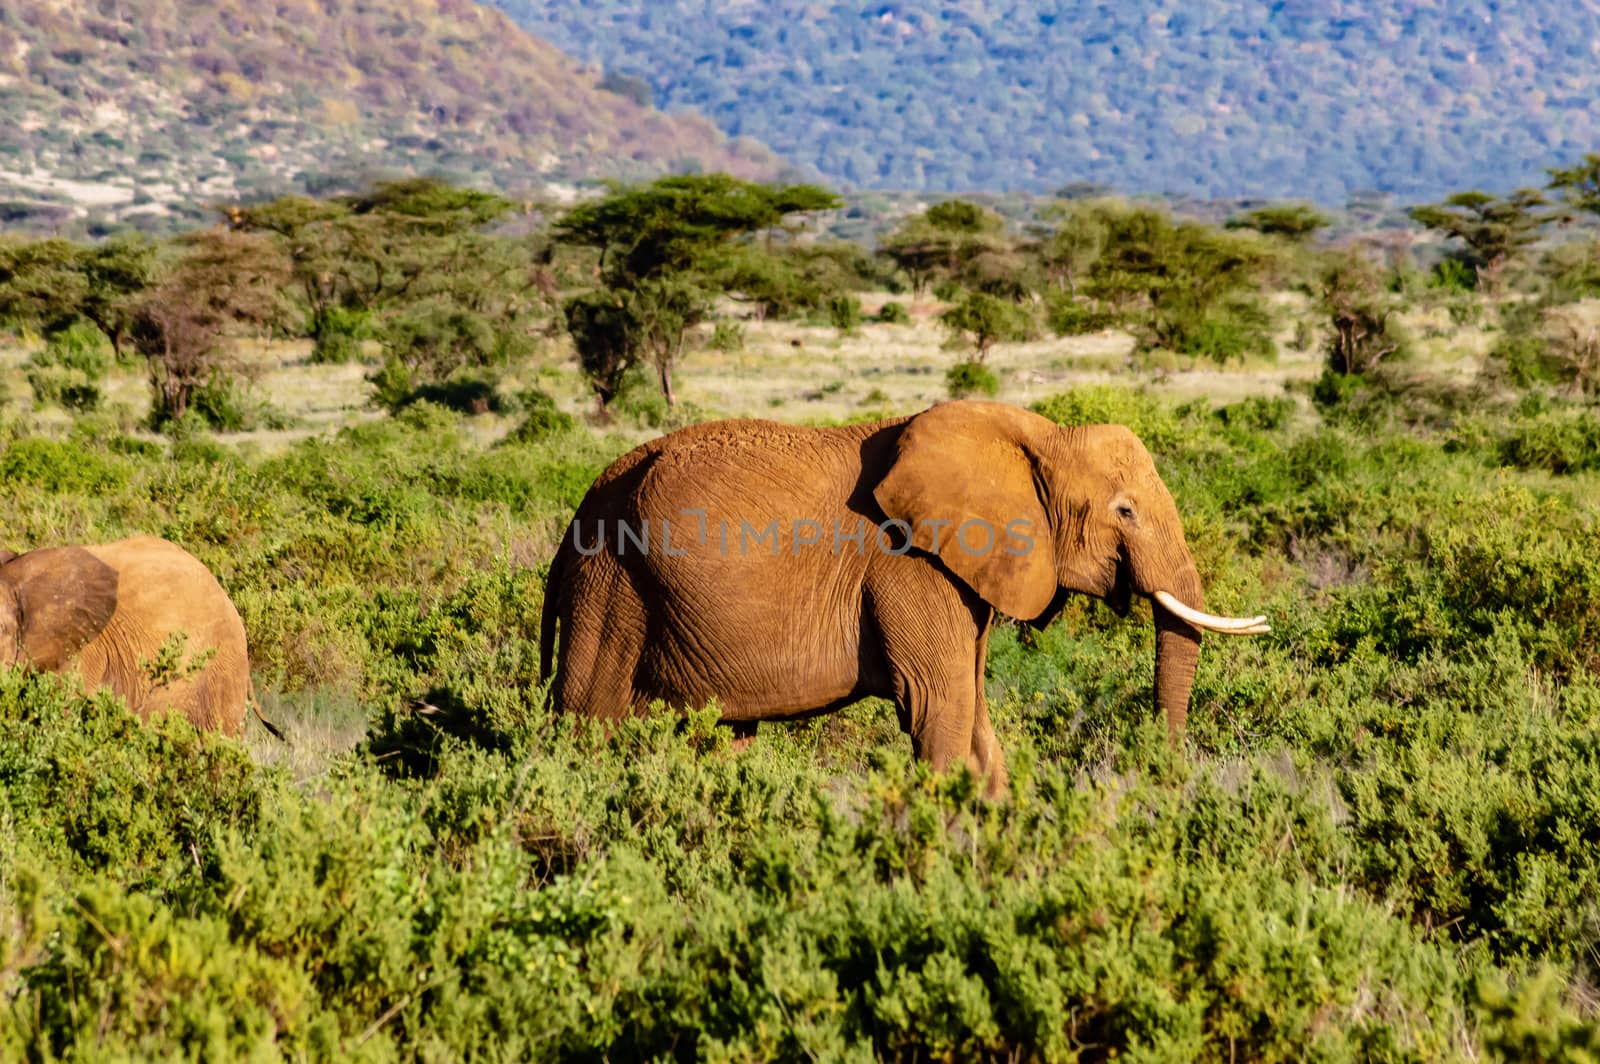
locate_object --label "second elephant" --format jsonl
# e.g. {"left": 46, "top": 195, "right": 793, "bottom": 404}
{"left": 0, "top": 535, "right": 275, "bottom": 738}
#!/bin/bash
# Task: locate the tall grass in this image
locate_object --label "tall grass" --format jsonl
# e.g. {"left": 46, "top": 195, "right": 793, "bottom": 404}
{"left": 3, "top": 386, "right": 1600, "bottom": 1057}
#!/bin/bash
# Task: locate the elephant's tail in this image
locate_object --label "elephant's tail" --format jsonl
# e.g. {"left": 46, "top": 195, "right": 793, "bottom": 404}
{"left": 248, "top": 681, "right": 287, "bottom": 742}
{"left": 538, "top": 540, "right": 566, "bottom": 691}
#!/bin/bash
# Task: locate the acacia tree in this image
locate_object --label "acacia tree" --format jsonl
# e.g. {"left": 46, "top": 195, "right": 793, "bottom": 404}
{"left": 0, "top": 237, "right": 86, "bottom": 336}
{"left": 1075, "top": 204, "right": 1277, "bottom": 361}
{"left": 940, "top": 291, "right": 1030, "bottom": 362}
{"left": 556, "top": 174, "right": 838, "bottom": 411}
{"left": 230, "top": 179, "right": 532, "bottom": 376}
{"left": 76, "top": 235, "right": 159, "bottom": 361}
{"left": 1407, "top": 188, "right": 1549, "bottom": 288}
{"left": 879, "top": 198, "right": 1011, "bottom": 295}
{"left": 1548, "top": 153, "right": 1600, "bottom": 219}
{"left": 1038, "top": 199, "right": 1110, "bottom": 297}
{"left": 129, "top": 229, "right": 290, "bottom": 427}
{"left": 1225, "top": 203, "right": 1331, "bottom": 243}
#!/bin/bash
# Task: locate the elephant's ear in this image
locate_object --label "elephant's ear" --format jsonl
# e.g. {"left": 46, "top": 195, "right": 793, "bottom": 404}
{"left": 3, "top": 547, "right": 120, "bottom": 670}
{"left": 874, "top": 402, "right": 1056, "bottom": 621}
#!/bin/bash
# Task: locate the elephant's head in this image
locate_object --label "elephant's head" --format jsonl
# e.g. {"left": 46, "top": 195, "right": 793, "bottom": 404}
{"left": 0, "top": 547, "right": 120, "bottom": 670}
{"left": 874, "top": 400, "right": 1266, "bottom": 738}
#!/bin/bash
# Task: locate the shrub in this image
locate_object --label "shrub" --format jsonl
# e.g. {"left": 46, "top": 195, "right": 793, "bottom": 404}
{"left": 25, "top": 320, "right": 113, "bottom": 411}
{"left": 876, "top": 301, "right": 909, "bottom": 324}
{"left": 708, "top": 320, "right": 745, "bottom": 350}
{"left": 502, "top": 388, "right": 577, "bottom": 442}
{"left": 0, "top": 437, "right": 127, "bottom": 493}
{"left": 1160, "top": 299, "right": 1275, "bottom": 363}
{"left": 309, "top": 306, "right": 371, "bottom": 365}
{"left": 1499, "top": 410, "right": 1600, "bottom": 473}
{"left": 945, "top": 360, "right": 999, "bottom": 398}
{"left": 827, "top": 295, "right": 862, "bottom": 333}
{"left": 1431, "top": 256, "right": 1478, "bottom": 292}
{"left": 1215, "top": 395, "right": 1296, "bottom": 432}
{"left": 1031, "top": 385, "right": 1185, "bottom": 453}
{"left": 377, "top": 303, "right": 497, "bottom": 389}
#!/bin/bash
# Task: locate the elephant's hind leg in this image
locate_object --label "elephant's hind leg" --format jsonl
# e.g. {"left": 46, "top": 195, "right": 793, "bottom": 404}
{"left": 554, "top": 562, "right": 650, "bottom": 720}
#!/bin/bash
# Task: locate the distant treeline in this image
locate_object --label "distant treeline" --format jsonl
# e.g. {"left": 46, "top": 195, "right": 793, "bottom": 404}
{"left": 3, "top": 155, "right": 1599, "bottom": 430}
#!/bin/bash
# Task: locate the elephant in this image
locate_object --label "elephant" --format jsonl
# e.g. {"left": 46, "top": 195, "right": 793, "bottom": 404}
{"left": 539, "top": 400, "right": 1265, "bottom": 795}
{"left": 0, "top": 535, "right": 279, "bottom": 739}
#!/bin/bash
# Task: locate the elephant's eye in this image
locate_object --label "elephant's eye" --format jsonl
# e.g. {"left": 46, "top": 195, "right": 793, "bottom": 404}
{"left": 1116, "top": 504, "right": 1135, "bottom": 520}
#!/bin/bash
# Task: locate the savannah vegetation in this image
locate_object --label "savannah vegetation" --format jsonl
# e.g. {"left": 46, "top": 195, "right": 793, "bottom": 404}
{"left": 3, "top": 157, "right": 1600, "bottom": 1057}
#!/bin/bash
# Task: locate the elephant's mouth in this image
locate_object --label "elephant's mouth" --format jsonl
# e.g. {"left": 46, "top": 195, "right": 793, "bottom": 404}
{"left": 1106, "top": 557, "right": 1134, "bottom": 618}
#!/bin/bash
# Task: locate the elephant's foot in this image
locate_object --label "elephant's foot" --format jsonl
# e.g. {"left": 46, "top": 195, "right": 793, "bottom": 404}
{"left": 727, "top": 720, "right": 757, "bottom": 752}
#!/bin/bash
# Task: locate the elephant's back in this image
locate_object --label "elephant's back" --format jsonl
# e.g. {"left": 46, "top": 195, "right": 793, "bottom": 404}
{"left": 584, "top": 414, "right": 913, "bottom": 516}
{"left": 87, "top": 537, "right": 251, "bottom": 734}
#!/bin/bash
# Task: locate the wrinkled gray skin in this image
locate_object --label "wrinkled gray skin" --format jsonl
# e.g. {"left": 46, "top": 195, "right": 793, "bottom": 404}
{"left": 0, "top": 535, "right": 275, "bottom": 737}
{"left": 541, "top": 400, "right": 1215, "bottom": 796}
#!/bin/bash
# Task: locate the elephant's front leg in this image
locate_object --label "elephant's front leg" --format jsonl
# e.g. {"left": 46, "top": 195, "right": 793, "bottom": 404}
{"left": 970, "top": 626, "right": 1008, "bottom": 799}
{"left": 873, "top": 573, "right": 1004, "bottom": 793}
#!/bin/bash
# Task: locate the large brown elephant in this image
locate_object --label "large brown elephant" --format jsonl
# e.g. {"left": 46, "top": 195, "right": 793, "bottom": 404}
{"left": 539, "top": 400, "right": 1265, "bottom": 794}
{"left": 0, "top": 535, "right": 277, "bottom": 738}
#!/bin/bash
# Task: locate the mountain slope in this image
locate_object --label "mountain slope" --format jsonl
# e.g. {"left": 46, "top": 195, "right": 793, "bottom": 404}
{"left": 0, "top": 0, "right": 784, "bottom": 231}
{"left": 488, "top": 0, "right": 1600, "bottom": 203}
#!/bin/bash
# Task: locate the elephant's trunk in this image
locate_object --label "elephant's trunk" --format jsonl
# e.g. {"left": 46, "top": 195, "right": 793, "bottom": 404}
{"left": 1151, "top": 566, "right": 1204, "bottom": 741}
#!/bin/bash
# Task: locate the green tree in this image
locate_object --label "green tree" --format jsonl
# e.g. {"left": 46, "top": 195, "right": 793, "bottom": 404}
{"left": 1407, "top": 189, "right": 1550, "bottom": 287}
{"left": 940, "top": 291, "right": 1031, "bottom": 362}
{"left": 1038, "top": 199, "right": 1112, "bottom": 297}
{"left": 1547, "top": 152, "right": 1600, "bottom": 219}
{"left": 76, "top": 235, "right": 159, "bottom": 362}
{"left": 879, "top": 198, "right": 1010, "bottom": 295}
{"left": 231, "top": 180, "right": 541, "bottom": 382}
{"left": 129, "top": 230, "right": 290, "bottom": 428}
{"left": 556, "top": 174, "right": 838, "bottom": 409}
{"left": 1077, "top": 204, "right": 1277, "bottom": 361}
{"left": 0, "top": 237, "right": 86, "bottom": 336}
{"left": 1225, "top": 203, "right": 1331, "bottom": 243}
{"left": 1318, "top": 250, "right": 1408, "bottom": 376}
{"left": 562, "top": 290, "right": 651, "bottom": 414}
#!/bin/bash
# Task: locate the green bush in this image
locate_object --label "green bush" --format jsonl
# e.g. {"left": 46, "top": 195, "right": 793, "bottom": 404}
{"left": 708, "top": 319, "right": 745, "bottom": 350}
{"left": 25, "top": 320, "right": 113, "bottom": 411}
{"left": 0, "top": 437, "right": 128, "bottom": 493}
{"left": 1159, "top": 298, "right": 1275, "bottom": 364}
{"left": 25, "top": 365, "right": 101, "bottom": 412}
{"left": 945, "top": 360, "right": 999, "bottom": 398}
{"left": 1215, "top": 395, "right": 1296, "bottom": 432}
{"left": 6, "top": 318, "right": 1600, "bottom": 1058}
{"left": 1031, "top": 385, "right": 1186, "bottom": 453}
{"left": 309, "top": 306, "right": 372, "bottom": 365}
{"left": 827, "top": 294, "right": 862, "bottom": 332}
{"left": 502, "top": 388, "right": 578, "bottom": 442}
{"left": 1432, "top": 256, "right": 1478, "bottom": 292}
{"left": 876, "top": 300, "right": 909, "bottom": 324}
{"left": 1499, "top": 410, "right": 1600, "bottom": 473}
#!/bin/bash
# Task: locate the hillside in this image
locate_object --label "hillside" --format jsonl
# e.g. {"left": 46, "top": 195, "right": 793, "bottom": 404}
{"left": 489, "top": 0, "right": 1600, "bottom": 204}
{"left": 0, "top": 0, "right": 785, "bottom": 233}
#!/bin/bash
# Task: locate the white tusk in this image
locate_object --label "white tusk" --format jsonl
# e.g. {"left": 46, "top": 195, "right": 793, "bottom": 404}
{"left": 1152, "top": 590, "right": 1269, "bottom": 635}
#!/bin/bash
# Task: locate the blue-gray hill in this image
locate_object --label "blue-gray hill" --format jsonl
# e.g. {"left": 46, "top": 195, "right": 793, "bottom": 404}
{"left": 485, "top": 0, "right": 1600, "bottom": 202}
